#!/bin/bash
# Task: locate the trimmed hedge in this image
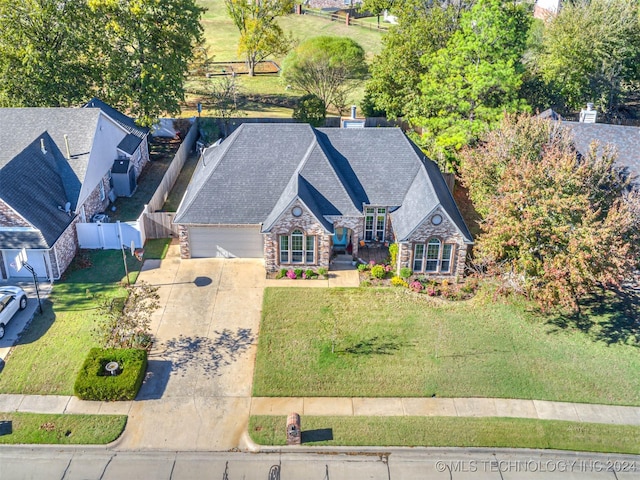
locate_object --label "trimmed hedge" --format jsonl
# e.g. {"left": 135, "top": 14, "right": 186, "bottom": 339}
{"left": 74, "top": 348, "right": 147, "bottom": 401}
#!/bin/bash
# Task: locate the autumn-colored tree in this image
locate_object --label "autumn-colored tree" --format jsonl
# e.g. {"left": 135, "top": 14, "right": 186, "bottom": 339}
{"left": 459, "top": 115, "right": 640, "bottom": 312}
{"left": 224, "top": 0, "right": 294, "bottom": 76}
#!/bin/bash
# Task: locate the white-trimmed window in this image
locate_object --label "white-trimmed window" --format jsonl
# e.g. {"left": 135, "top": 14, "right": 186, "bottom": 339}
{"left": 279, "top": 229, "right": 316, "bottom": 264}
{"left": 99, "top": 181, "right": 106, "bottom": 202}
{"left": 364, "top": 207, "right": 386, "bottom": 241}
{"left": 413, "top": 239, "right": 454, "bottom": 273}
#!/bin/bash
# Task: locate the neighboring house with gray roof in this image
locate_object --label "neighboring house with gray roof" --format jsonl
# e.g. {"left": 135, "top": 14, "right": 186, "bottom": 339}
{"left": 174, "top": 123, "right": 473, "bottom": 276}
{"left": 0, "top": 100, "right": 149, "bottom": 281}
{"left": 564, "top": 121, "right": 640, "bottom": 185}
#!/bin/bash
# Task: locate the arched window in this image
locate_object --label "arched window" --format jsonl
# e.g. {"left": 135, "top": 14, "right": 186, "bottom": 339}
{"left": 279, "top": 230, "right": 316, "bottom": 264}
{"left": 413, "top": 238, "right": 454, "bottom": 273}
{"left": 425, "top": 238, "right": 441, "bottom": 272}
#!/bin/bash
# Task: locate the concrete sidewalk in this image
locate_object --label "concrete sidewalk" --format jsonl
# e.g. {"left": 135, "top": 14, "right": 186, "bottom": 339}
{"left": 250, "top": 396, "right": 640, "bottom": 426}
{"left": 4, "top": 392, "right": 640, "bottom": 427}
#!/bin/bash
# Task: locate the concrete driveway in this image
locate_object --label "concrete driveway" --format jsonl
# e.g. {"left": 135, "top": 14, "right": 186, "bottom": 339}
{"left": 116, "top": 243, "right": 265, "bottom": 451}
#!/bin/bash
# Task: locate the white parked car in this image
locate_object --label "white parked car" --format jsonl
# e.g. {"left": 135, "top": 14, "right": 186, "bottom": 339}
{"left": 0, "top": 287, "right": 27, "bottom": 339}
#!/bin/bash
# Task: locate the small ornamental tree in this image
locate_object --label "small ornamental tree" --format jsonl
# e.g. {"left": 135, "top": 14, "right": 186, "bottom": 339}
{"left": 95, "top": 281, "right": 160, "bottom": 349}
{"left": 292, "top": 94, "right": 326, "bottom": 127}
{"left": 282, "top": 36, "right": 368, "bottom": 114}
{"left": 459, "top": 114, "right": 640, "bottom": 312}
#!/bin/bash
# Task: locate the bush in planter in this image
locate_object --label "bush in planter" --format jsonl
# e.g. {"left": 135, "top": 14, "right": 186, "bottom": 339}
{"left": 286, "top": 269, "right": 297, "bottom": 279}
{"left": 370, "top": 264, "right": 386, "bottom": 279}
{"left": 317, "top": 267, "right": 328, "bottom": 277}
{"left": 294, "top": 268, "right": 304, "bottom": 278}
{"left": 276, "top": 268, "right": 288, "bottom": 279}
{"left": 391, "top": 276, "right": 408, "bottom": 287}
{"left": 399, "top": 267, "right": 412, "bottom": 279}
{"left": 74, "top": 348, "right": 147, "bottom": 401}
{"left": 357, "top": 263, "right": 369, "bottom": 272}
{"left": 304, "top": 268, "right": 316, "bottom": 279}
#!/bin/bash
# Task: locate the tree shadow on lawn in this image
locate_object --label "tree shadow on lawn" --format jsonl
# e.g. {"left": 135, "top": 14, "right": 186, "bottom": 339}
{"left": 545, "top": 286, "right": 640, "bottom": 346}
{"left": 159, "top": 328, "right": 254, "bottom": 378}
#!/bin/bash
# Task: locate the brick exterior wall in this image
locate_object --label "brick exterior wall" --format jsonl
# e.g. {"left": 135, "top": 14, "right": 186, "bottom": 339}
{"left": 264, "top": 201, "right": 332, "bottom": 272}
{"left": 0, "top": 199, "right": 30, "bottom": 227}
{"left": 178, "top": 224, "right": 191, "bottom": 259}
{"left": 49, "top": 217, "right": 80, "bottom": 279}
{"left": 130, "top": 136, "right": 150, "bottom": 179}
{"left": 81, "top": 174, "right": 111, "bottom": 221}
{"left": 398, "top": 207, "right": 469, "bottom": 279}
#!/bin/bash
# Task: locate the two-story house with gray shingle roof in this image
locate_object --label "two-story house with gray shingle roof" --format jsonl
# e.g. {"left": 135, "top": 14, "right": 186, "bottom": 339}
{"left": 0, "top": 100, "right": 149, "bottom": 281}
{"left": 174, "top": 123, "right": 473, "bottom": 276}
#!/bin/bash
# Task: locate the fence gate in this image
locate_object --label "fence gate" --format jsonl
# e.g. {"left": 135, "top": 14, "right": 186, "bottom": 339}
{"left": 76, "top": 221, "right": 143, "bottom": 249}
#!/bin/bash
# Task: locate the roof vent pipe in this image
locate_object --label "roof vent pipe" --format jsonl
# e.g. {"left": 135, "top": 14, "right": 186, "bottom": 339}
{"left": 350, "top": 105, "right": 357, "bottom": 119}
{"left": 40, "top": 138, "right": 47, "bottom": 155}
{"left": 63, "top": 134, "right": 71, "bottom": 159}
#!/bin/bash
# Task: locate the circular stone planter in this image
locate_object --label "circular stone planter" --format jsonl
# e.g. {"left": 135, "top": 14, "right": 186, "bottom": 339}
{"left": 105, "top": 361, "right": 120, "bottom": 376}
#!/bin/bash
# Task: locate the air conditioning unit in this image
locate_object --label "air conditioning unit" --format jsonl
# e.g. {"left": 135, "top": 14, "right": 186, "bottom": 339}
{"left": 92, "top": 213, "right": 110, "bottom": 223}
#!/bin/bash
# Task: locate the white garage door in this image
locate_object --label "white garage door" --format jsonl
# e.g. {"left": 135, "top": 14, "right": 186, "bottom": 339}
{"left": 3, "top": 249, "right": 49, "bottom": 278}
{"left": 189, "top": 226, "right": 264, "bottom": 258}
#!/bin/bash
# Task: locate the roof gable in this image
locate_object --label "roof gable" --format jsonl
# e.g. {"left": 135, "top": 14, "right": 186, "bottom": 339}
{"left": 174, "top": 124, "right": 473, "bottom": 244}
{"left": 0, "top": 133, "right": 75, "bottom": 248}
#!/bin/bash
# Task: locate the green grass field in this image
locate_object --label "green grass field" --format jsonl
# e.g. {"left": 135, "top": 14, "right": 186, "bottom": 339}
{"left": 253, "top": 287, "right": 640, "bottom": 405}
{"left": 188, "top": 0, "right": 384, "bottom": 117}
{"left": 249, "top": 416, "right": 640, "bottom": 453}
{"left": 0, "top": 413, "right": 126, "bottom": 445}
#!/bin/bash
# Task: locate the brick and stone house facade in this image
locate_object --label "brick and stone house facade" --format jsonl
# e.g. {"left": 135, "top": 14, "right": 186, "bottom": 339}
{"left": 174, "top": 124, "right": 473, "bottom": 276}
{"left": 0, "top": 100, "right": 149, "bottom": 281}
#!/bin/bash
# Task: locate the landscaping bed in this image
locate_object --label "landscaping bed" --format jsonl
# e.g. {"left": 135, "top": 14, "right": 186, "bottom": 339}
{"left": 253, "top": 287, "right": 640, "bottom": 405}
{"left": 249, "top": 415, "right": 640, "bottom": 453}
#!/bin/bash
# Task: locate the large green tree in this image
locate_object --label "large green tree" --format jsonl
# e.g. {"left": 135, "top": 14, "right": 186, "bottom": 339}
{"left": 535, "top": 0, "right": 640, "bottom": 115}
{"left": 363, "top": 0, "right": 468, "bottom": 118}
{"left": 89, "top": 0, "right": 204, "bottom": 126}
{"left": 282, "top": 36, "right": 367, "bottom": 114}
{"left": 0, "top": 0, "right": 97, "bottom": 107}
{"left": 408, "top": 0, "right": 531, "bottom": 170}
{"left": 459, "top": 114, "right": 640, "bottom": 312}
{"left": 224, "top": 0, "right": 294, "bottom": 76}
{"left": 0, "top": 0, "right": 204, "bottom": 125}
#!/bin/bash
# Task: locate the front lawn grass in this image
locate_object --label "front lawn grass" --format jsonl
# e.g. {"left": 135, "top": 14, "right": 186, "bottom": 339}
{"left": 0, "top": 413, "right": 126, "bottom": 445}
{"left": 249, "top": 416, "right": 640, "bottom": 453}
{"left": 0, "top": 250, "right": 142, "bottom": 395}
{"left": 253, "top": 287, "right": 640, "bottom": 405}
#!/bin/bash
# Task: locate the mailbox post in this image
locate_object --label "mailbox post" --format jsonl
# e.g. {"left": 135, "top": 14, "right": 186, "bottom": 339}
{"left": 286, "top": 412, "right": 301, "bottom": 445}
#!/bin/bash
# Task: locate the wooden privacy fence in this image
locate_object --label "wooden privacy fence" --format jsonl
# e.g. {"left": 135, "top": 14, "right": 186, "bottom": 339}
{"left": 146, "top": 119, "right": 199, "bottom": 213}
{"left": 142, "top": 212, "right": 177, "bottom": 239}
{"left": 137, "top": 119, "right": 199, "bottom": 240}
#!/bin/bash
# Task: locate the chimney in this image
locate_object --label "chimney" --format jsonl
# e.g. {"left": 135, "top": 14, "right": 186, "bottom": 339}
{"left": 350, "top": 105, "right": 357, "bottom": 119}
{"left": 40, "top": 138, "right": 47, "bottom": 155}
{"left": 63, "top": 134, "right": 71, "bottom": 159}
{"left": 579, "top": 103, "right": 597, "bottom": 123}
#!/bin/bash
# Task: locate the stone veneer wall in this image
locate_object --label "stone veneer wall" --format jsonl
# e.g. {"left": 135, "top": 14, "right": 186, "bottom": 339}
{"left": 178, "top": 224, "right": 191, "bottom": 259}
{"left": 0, "top": 199, "right": 30, "bottom": 227}
{"left": 130, "top": 136, "right": 150, "bottom": 179}
{"left": 264, "top": 201, "right": 331, "bottom": 272}
{"left": 81, "top": 174, "right": 111, "bottom": 220}
{"left": 327, "top": 215, "right": 363, "bottom": 256}
{"left": 398, "top": 207, "right": 469, "bottom": 278}
{"left": 48, "top": 217, "right": 80, "bottom": 279}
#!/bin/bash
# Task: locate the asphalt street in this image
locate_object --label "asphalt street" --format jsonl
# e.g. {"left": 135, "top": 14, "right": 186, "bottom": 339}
{"left": 1, "top": 447, "right": 639, "bottom": 480}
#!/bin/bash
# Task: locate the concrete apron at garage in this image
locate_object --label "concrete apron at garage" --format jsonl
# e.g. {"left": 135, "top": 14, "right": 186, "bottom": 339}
{"left": 0, "top": 280, "right": 52, "bottom": 364}
{"left": 116, "top": 243, "right": 265, "bottom": 451}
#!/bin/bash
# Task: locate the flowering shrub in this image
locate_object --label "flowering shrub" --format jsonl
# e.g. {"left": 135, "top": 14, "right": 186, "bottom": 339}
{"left": 409, "top": 281, "right": 424, "bottom": 293}
{"left": 385, "top": 264, "right": 393, "bottom": 272}
{"left": 426, "top": 286, "right": 437, "bottom": 296}
{"left": 391, "top": 276, "right": 408, "bottom": 287}
{"left": 371, "top": 264, "right": 386, "bottom": 279}
{"left": 286, "top": 269, "right": 297, "bottom": 279}
{"left": 369, "top": 260, "right": 376, "bottom": 266}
